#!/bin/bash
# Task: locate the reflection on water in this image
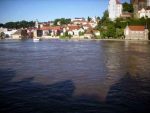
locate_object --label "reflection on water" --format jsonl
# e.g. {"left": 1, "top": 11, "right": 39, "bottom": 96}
{"left": 0, "top": 40, "right": 150, "bottom": 113}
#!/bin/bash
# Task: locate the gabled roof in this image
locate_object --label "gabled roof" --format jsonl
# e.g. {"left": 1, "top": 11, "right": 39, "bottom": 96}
{"left": 128, "top": 26, "right": 145, "bottom": 31}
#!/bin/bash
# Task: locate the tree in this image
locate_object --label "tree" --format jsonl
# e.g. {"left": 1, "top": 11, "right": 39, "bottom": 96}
{"left": 0, "top": 32, "right": 5, "bottom": 39}
{"left": 54, "top": 18, "right": 71, "bottom": 26}
{"left": 88, "top": 16, "right": 91, "bottom": 22}
{"left": 4, "top": 21, "right": 35, "bottom": 29}
{"left": 123, "top": 2, "right": 134, "bottom": 13}
{"left": 107, "top": 23, "right": 116, "bottom": 38}
{"left": 97, "top": 17, "right": 101, "bottom": 21}
{"left": 101, "top": 10, "right": 109, "bottom": 22}
{"left": 0, "top": 23, "right": 4, "bottom": 28}
{"left": 115, "top": 28, "right": 124, "bottom": 38}
{"left": 79, "top": 31, "right": 84, "bottom": 36}
{"left": 115, "top": 18, "right": 128, "bottom": 29}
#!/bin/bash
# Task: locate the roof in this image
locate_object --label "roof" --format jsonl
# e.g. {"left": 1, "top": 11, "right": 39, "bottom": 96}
{"left": 67, "top": 25, "right": 80, "bottom": 31}
{"left": 139, "top": 0, "right": 145, "bottom": 2}
{"left": 116, "top": 0, "right": 121, "bottom": 4}
{"left": 40, "top": 26, "right": 62, "bottom": 30}
{"left": 12, "top": 30, "right": 21, "bottom": 35}
{"left": 128, "top": 26, "right": 145, "bottom": 31}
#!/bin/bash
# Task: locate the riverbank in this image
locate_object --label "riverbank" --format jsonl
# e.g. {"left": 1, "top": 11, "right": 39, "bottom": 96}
{"left": 1, "top": 37, "right": 150, "bottom": 42}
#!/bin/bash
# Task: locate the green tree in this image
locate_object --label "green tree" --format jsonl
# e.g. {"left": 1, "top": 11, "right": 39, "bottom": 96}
{"left": 0, "top": 32, "right": 5, "bottom": 39}
{"left": 54, "top": 18, "right": 71, "bottom": 26}
{"left": 123, "top": 2, "right": 134, "bottom": 13}
{"left": 97, "top": 17, "right": 101, "bottom": 21}
{"left": 107, "top": 23, "right": 116, "bottom": 38}
{"left": 115, "top": 18, "right": 128, "bottom": 29}
{"left": 79, "top": 31, "right": 84, "bottom": 36}
{"left": 4, "top": 21, "right": 35, "bottom": 29}
{"left": 115, "top": 28, "right": 124, "bottom": 38}
{"left": 88, "top": 16, "right": 92, "bottom": 22}
{"left": 101, "top": 10, "right": 109, "bottom": 22}
{"left": 0, "top": 23, "right": 4, "bottom": 28}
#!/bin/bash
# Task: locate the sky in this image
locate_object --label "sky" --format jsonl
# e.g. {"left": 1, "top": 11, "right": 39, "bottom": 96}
{"left": 0, "top": 0, "right": 130, "bottom": 23}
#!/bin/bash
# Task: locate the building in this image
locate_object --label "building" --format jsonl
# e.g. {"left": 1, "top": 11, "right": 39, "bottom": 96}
{"left": 121, "top": 12, "right": 132, "bottom": 19}
{"left": 138, "top": 7, "right": 150, "bottom": 18}
{"left": 124, "top": 25, "right": 149, "bottom": 40}
{"left": 11, "top": 30, "right": 22, "bottom": 39}
{"left": 131, "top": 0, "right": 149, "bottom": 18}
{"left": 0, "top": 27, "right": 7, "bottom": 33}
{"left": 108, "top": 0, "right": 123, "bottom": 21}
{"left": 147, "top": 0, "right": 150, "bottom": 6}
{"left": 65, "top": 25, "right": 84, "bottom": 36}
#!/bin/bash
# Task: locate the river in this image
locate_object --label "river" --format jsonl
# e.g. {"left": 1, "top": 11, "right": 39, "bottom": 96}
{"left": 0, "top": 39, "right": 150, "bottom": 113}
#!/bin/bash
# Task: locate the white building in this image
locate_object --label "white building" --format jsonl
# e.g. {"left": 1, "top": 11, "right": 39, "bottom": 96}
{"left": 4, "top": 30, "right": 17, "bottom": 37}
{"left": 138, "top": 8, "right": 150, "bottom": 18}
{"left": 124, "top": 25, "right": 149, "bottom": 40}
{"left": 108, "top": 0, "right": 122, "bottom": 21}
{"left": 147, "top": 0, "right": 150, "bottom": 6}
{"left": 0, "top": 27, "right": 7, "bottom": 33}
{"left": 71, "top": 18, "right": 85, "bottom": 22}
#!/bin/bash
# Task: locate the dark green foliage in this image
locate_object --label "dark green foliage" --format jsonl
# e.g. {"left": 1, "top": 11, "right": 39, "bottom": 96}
{"left": 101, "top": 10, "right": 109, "bottom": 23}
{"left": 123, "top": 2, "right": 134, "bottom": 13}
{"left": 54, "top": 18, "right": 71, "bottom": 26}
{"left": 96, "top": 8, "right": 150, "bottom": 39}
{"left": 79, "top": 31, "right": 84, "bottom": 36}
{"left": 97, "top": 17, "right": 100, "bottom": 21}
{"left": 0, "top": 23, "right": 4, "bottom": 27}
{"left": 88, "top": 16, "right": 92, "bottom": 22}
{"left": 4, "top": 21, "right": 34, "bottom": 29}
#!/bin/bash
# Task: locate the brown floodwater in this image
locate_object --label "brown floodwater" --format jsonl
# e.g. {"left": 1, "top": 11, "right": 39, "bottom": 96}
{"left": 0, "top": 39, "right": 150, "bottom": 113}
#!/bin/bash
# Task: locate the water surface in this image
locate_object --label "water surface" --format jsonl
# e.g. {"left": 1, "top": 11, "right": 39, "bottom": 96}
{"left": 0, "top": 39, "right": 150, "bottom": 113}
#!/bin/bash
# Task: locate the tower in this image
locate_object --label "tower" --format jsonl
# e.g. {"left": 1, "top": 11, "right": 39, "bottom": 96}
{"left": 108, "top": 0, "right": 122, "bottom": 20}
{"left": 147, "top": 0, "right": 150, "bottom": 6}
{"left": 35, "top": 19, "right": 39, "bottom": 28}
{"left": 138, "top": 0, "right": 146, "bottom": 9}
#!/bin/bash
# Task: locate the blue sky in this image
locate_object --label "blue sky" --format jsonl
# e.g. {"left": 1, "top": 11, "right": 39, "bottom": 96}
{"left": 0, "top": 0, "right": 130, "bottom": 23}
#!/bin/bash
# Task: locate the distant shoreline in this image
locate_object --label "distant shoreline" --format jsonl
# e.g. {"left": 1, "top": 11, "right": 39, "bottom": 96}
{"left": 1, "top": 38, "right": 150, "bottom": 42}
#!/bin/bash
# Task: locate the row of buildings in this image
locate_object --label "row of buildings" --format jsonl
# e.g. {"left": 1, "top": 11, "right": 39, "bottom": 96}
{"left": 0, "top": 0, "right": 149, "bottom": 40}
{"left": 108, "top": 0, "right": 149, "bottom": 40}
{"left": 132, "top": 0, "right": 150, "bottom": 18}
{"left": 108, "top": 0, "right": 150, "bottom": 20}
{"left": 0, "top": 17, "right": 100, "bottom": 40}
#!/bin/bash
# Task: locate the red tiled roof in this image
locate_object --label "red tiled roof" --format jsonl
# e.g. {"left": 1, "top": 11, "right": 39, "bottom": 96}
{"left": 40, "top": 26, "right": 62, "bottom": 30}
{"left": 128, "top": 26, "right": 145, "bottom": 31}
{"left": 40, "top": 26, "right": 51, "bottom": 30}
{"left": 67, "top": 25, "right": 80, "bottom": 30}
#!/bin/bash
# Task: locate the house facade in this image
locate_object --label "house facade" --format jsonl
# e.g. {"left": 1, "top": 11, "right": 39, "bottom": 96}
{"left": 138, "top": 7, "right": 150, "bottom": 18}
{"left": 108, "top": 0, "right": 122, "bottom": 20}
{"left": 132, "top": 0, "right": 150, "bottom": 18}
{"left": 124, "top": 25, "right": 149, "bottom": 40}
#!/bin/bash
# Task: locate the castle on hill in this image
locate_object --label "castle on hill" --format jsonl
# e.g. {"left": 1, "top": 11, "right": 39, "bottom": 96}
{"left": 108, "top": 0, "right": 150, "bottom": 20}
